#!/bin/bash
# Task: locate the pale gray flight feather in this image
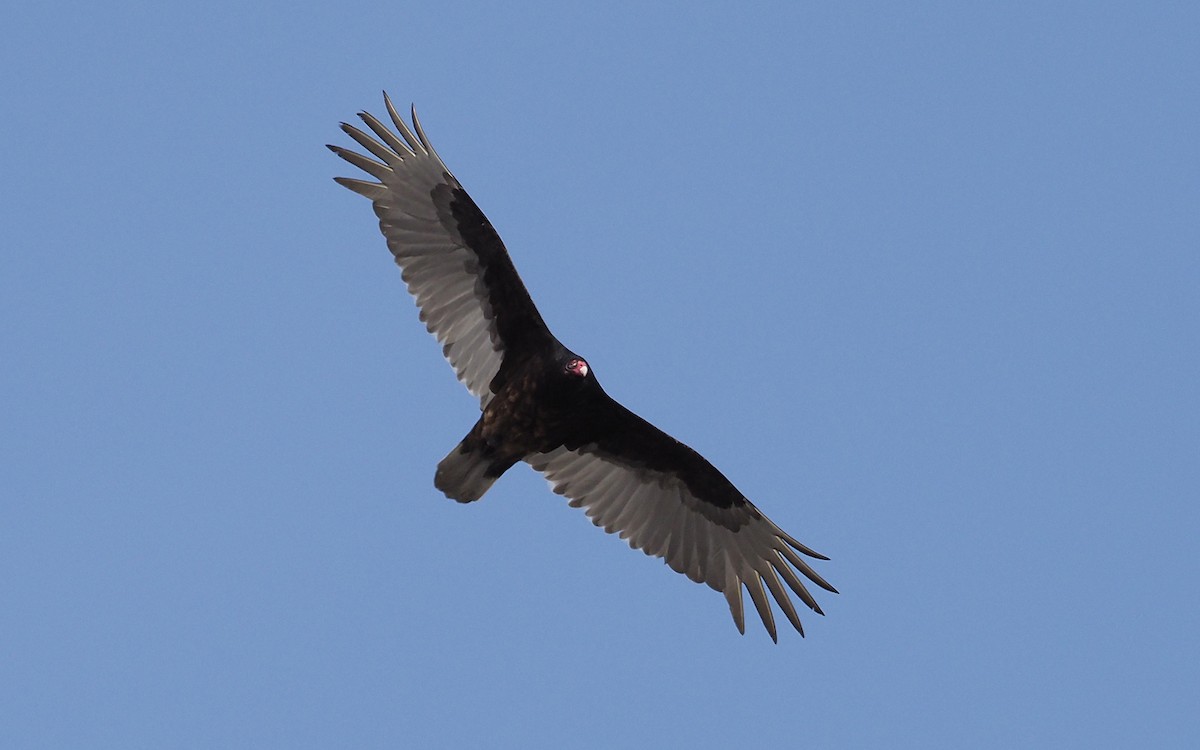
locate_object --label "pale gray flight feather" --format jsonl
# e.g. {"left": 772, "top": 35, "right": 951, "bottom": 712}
{"left": 528, "top": 446, "right": 836, "bottom": 641}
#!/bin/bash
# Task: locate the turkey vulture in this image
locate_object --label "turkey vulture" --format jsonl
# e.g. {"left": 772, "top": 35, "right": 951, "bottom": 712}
{"left": 328, "top": 94, "right": 837, "bottom": 640}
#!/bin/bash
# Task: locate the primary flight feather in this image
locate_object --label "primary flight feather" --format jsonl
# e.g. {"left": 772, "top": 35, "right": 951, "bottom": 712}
{"left": 328, "top": 94, "right": 837, "bottom": 641}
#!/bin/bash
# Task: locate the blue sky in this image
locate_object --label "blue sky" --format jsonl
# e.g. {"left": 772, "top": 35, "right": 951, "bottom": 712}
{"left": 3, "top": 1, "right": 1198, "bottom": 747}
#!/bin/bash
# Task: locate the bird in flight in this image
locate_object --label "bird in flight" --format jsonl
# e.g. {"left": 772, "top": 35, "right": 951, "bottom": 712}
{"left": 328, "top": 94, "right": 837, "bottom": 640}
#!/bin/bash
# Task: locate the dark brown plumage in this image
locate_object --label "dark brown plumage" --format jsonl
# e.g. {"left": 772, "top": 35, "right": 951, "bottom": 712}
{"left": 329, "top": 94, "right": 837, "bottom": 640}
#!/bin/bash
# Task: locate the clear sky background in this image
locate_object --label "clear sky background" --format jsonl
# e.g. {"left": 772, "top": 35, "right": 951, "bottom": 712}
{"left": 3, "top": 2, "right": 1198, "bottom": 747}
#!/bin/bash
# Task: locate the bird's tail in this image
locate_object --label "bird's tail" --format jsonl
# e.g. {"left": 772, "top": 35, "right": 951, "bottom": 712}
{"left": 434, "top": 431, "right": 515, "bottom": 503}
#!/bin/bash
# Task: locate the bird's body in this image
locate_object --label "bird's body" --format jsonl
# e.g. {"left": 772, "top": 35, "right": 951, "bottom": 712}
{"left": 437, "top": 346, "right": 592, "bottom": 502}
{"left": 329, "top": 94, "right": 837, "bottom": 640}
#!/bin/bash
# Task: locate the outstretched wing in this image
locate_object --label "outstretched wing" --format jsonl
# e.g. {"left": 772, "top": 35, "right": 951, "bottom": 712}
{"left": 528, "top": 398, "right": 837, "bottom": 641}
{"left": 329, "top": 94, "right": 554, "bottom": 405}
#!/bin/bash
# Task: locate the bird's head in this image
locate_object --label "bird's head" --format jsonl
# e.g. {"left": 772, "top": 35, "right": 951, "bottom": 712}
{"left": 544, "top": 353, "right": 596, "bottom": 404}
{"left": 564, "top": 357, "right": 590, "bottom": 379}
